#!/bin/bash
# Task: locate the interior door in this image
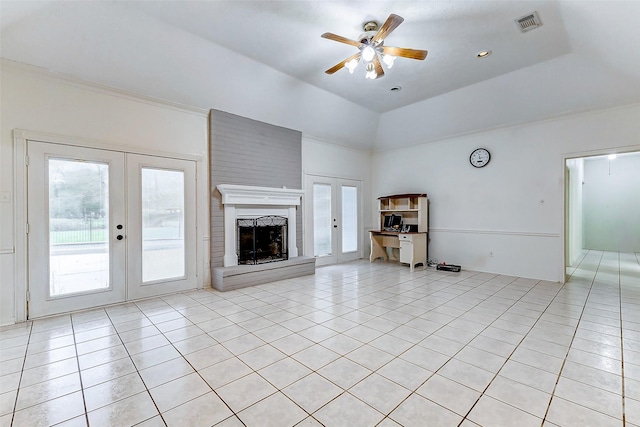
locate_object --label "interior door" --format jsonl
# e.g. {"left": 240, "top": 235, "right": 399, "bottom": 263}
{"left": 28, "top": 142, "right": 127, "bottom": 317}
{"left": 305, "top": 175, "right": 362, "bottom": 266}
{"left": 27, "top": 142, "right": 197, "bottom": 318}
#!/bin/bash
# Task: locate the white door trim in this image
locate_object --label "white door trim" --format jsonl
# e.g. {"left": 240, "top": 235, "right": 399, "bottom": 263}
{"left": 14, "top": 129, "right": 202, "bottom": 162}
{"left": 13, "top": 131, "right": 28, "bottom": 323}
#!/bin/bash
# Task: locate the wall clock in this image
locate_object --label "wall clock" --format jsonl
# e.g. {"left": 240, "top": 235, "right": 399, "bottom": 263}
{"left": 470, "top": 148, "right": 491, "bottom": 168}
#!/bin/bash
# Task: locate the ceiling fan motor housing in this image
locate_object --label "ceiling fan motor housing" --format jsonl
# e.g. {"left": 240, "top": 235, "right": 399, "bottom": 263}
{"left": 363, "top": 21, "right": 378, "bottom": 32}
{"left": 359, "top": 31, "right": 380, "bottom": 46}
{"left": 360, "top": 21, "right": 379, "bottom": 45}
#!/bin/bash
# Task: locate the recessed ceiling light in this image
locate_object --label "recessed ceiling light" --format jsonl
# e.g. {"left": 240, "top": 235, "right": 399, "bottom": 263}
{"left": 477, "top": 50, "right": 492, "bottom": 58}
{"left": 390, "top": 86, "right": 402, "bottom": 92}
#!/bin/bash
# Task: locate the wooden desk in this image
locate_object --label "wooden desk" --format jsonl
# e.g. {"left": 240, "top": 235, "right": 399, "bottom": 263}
{"left": 370, "top": 231, "right": 427, "bottom": 272}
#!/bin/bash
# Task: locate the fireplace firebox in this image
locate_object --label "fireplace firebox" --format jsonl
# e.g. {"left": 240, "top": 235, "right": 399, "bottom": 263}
{"left": 237, "top": 216, "right": 288, "bottom": 265}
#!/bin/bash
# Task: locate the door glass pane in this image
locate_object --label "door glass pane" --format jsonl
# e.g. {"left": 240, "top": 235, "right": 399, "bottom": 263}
{"left": 342, "top": 186, "right": 358, "bottom": 252}
{"left": 49, "top": 159, "right": 109, "bottom": 296}
{"left": 142, "top": 168, "right": 185, "bottom": 282}
{"left": 313, "top": 183, "right": 332, "bottom": 257}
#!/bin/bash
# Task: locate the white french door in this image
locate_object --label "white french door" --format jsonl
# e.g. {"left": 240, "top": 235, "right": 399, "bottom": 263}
{"left": 126, "top": 154, "right": 196, "bottom": 300}
{"left": 305, "top": 175, "right": 362, "bottom": 266}
{"left": 27, "top": 142, "right": 197, "bottom": 318}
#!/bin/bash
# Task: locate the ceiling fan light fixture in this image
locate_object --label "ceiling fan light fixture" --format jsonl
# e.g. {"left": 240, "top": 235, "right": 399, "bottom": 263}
{"left": 383, "top": 54, "right": 396, "bottom": 68}
{"left": 346, "top": 58, "right": 359, "bottom": 74}
{"left": 365, "top": 62, "right": 377, "bottom": 79}
{"left": 361, "top": 45, "right": 376, "bottom": 62}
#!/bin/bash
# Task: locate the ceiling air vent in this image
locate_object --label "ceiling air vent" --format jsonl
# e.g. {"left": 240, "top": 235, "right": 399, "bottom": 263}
{"left": 516, "top": 11, "right": 542, "bottom": 32}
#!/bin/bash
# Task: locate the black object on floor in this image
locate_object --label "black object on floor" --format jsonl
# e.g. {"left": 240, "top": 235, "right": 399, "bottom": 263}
{"left": 436, "top": 263, "right": 461, "bottom": 272}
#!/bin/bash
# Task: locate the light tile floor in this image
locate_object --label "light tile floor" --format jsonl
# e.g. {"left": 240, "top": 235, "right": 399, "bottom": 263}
{"left": 1, "top": 250, "right": 639, "bottom": 427}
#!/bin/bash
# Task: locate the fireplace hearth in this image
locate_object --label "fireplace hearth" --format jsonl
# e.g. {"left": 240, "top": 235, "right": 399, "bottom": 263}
{"left": 237, "top": 216, "right": 288, "bottom": 265}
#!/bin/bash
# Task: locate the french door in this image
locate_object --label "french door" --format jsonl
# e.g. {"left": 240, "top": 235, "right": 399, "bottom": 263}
{"left": 305, "top": 175, "right": 362, "bottom": 266}
{"left": 27, "top": 142, "right": 196, "bottom": 318}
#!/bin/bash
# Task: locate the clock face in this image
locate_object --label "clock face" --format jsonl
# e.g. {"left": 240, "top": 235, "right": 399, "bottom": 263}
{"left": 470, "top": 148, "right": 491, "bottom": 168}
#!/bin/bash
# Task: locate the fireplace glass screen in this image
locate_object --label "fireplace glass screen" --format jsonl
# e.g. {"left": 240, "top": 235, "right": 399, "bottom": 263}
{"left": 237, "top": 216, "right": 288, "bottom": 265}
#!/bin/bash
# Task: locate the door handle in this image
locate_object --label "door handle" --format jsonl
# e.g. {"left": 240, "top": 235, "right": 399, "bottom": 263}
{"left": 116, "top": 235, "right": 124, "bottom": 240}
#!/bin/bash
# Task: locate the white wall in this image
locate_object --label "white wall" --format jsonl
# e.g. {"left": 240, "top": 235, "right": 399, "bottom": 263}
{"left": 566, "top": 158, "right": 584, "bottom": 266}
{"left": 302, "top": 136, "right": 373, "bottom": 258}
{"left": 372, "top": 103, "right": 640, "bottom": 282}
{"left": 583, "top": 153, "right": 640, "bottom": 252}
{"left": 0, "top": 62, "right": 209, "bottom": 325}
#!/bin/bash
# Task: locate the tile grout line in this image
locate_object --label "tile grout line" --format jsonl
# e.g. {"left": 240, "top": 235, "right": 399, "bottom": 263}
{"left": 9, "top": 321, "right": 33, "bottom": 427}
{"left": 540, "top": 249, "right": 607, "bottom": 425}
{"left": 68, "top": 313, "right": 93, "bottom": 427}
{"left": 619, "top": 251, "right": 626, "bottom": 427}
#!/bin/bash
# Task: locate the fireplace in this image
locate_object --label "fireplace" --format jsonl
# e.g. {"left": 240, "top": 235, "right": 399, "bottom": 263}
{"left": 217, "top": 184, "right": 304, "bottom": 267}
{"left": 237, "top": 216, "right": 288, "bottom": 264}
{"left": 213, "top": 184, "right": 315, "bottom": 291}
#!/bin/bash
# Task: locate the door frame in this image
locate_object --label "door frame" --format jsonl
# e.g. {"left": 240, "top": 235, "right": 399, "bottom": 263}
{"left": 561, "top": 144, "right": 640, "bottom": 284}
{"left": 13, "top": 129, "right": 203, "bottom": 322}
{"left": 303, "top": 173, "right": 364, "bottom": 266}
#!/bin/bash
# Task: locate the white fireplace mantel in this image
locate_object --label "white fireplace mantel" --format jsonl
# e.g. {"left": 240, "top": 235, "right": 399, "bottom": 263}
{"left": 217, "top": 184, "right": 304, "bottom": 267}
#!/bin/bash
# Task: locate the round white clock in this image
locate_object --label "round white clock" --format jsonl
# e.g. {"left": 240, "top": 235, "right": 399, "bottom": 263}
{"left": 470, "top": 148, "right": 491, "bottom": 168}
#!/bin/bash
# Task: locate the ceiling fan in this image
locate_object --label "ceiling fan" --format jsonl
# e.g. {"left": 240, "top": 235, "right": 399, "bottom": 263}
{"left": 321, "top": 14, "right": 428, "bottom": 80}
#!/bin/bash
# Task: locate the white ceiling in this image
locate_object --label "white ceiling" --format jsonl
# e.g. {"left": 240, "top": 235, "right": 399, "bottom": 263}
{"left": 2, "top": 1, "right": 640, "bottom": 150}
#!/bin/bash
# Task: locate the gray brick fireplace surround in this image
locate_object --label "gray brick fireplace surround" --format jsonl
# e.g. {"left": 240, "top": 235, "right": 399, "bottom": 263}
{"left": 209, "top": 110, "right": 314, "bottom": 291}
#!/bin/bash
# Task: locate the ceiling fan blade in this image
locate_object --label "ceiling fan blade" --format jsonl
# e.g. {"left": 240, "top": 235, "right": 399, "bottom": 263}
{"left": 321, "top": 32, "right": 362, "bottom": 48}
{"left": 381, "top": 46, "right": 428, "bottom": 60}
{"left": 372, "top": 14, "right": 404, "bottom": 44}
{"left": 325, "top": 52, "right": 361, "bottom": 74}
{"left": 372, "top": 54, "right": 385, "bottom": 79}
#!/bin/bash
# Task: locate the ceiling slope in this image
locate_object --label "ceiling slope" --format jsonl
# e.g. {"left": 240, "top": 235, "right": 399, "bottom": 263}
{"left": 1, "top": 1, "right": 639, "bottom": 150}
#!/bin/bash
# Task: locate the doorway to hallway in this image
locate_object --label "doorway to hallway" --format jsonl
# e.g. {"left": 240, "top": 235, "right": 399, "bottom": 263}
{"left": 564, "top": 150, "right": 640, "bottom": 281}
